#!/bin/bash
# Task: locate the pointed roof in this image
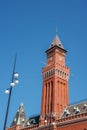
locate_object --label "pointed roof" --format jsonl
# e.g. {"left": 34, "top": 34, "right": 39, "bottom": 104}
{"left": 46, "top": 34, "right": 67, "bottom": 53}
{"left": 49, "top": 34, "right": 64, "bottom": 49}
{"left": 11, "top": 102, "right": 26, "bottom": 128}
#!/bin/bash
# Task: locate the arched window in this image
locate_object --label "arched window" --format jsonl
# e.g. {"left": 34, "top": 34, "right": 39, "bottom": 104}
{"left": 65, "top": 73, "right": 66, "bottom": 78}
{"left": 49, "top": 70, "right": 51, "bottom": 76}
{"left": 58, "top": 70, "right": 60, "bottom": 75}
{"left": 58, "top": 70, "right": 61, "bottom": 76}
{"left": 51, "top": 70, "right": 53, "bottom": 75}
{"left": 62, "top": 72, "right": 64, "bottom": 77}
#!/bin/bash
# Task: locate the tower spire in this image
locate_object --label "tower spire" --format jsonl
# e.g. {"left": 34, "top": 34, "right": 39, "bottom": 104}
{"left": 48, "top": 34, "right": 66, "bottom": 53}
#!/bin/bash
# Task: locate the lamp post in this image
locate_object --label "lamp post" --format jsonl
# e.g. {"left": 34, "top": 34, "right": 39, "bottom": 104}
{"left": 3, "top": 55, "right": 19, "bottom": 130}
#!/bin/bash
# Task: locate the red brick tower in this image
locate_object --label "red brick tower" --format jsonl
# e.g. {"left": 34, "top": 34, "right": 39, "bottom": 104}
{"left": 40, "top": 35, "right": 70, "bottom": 124}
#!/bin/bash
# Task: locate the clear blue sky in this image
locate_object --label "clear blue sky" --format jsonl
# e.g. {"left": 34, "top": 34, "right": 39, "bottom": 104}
{"left": 0, "top": 0, "right": 87, "bottom": 129}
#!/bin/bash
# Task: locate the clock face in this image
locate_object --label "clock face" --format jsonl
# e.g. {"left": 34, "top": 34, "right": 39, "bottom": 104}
{"left": 59, "top": 56, "right": 62, "bottom": 61}
{"left": 50, "top": 56, "right": 53, "bottom": 60}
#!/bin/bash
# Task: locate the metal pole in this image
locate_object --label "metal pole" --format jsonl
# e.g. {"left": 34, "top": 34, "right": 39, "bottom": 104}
{"left": 3, "top": 55, "right": 17, "bottom": 130}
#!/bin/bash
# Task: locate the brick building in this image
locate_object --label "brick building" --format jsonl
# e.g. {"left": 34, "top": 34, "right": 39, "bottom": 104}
{"left": 7, "top": 34, "right": 87, "bottom": 130}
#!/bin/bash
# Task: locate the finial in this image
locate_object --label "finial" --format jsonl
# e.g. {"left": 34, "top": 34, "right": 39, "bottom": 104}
{"left": 56, "top": 27, "right": 58, "bottom": 35}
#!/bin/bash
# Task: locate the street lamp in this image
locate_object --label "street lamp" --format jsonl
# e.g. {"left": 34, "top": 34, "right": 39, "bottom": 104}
{"left": 3, "top": 55, "right": 19, "bottom": 130}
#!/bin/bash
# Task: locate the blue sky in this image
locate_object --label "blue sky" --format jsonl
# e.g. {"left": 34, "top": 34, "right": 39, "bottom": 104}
{"left": 0, "top": 0, "right": 87, "bottom": 129}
